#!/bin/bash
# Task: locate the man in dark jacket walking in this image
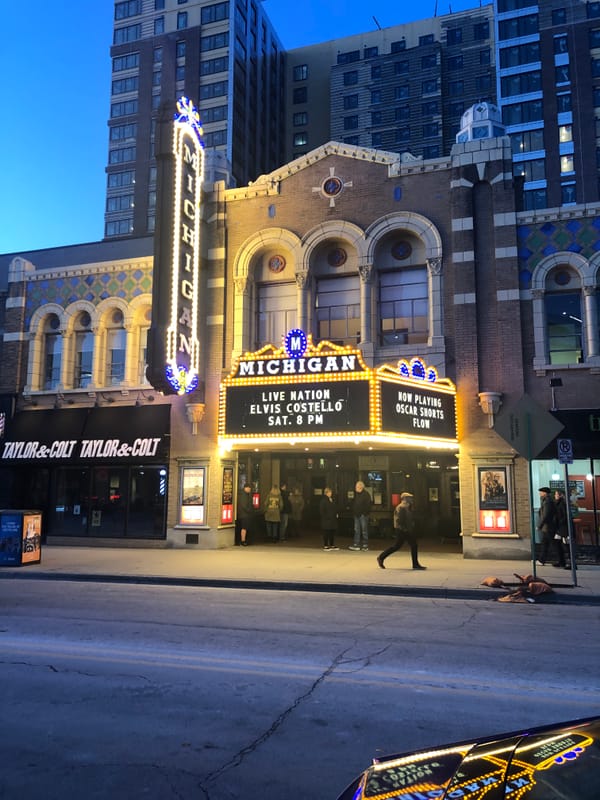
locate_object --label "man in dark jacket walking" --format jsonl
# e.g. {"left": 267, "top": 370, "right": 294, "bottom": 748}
{"left": 377, "top": 492, "right": 426, "bottom": 570}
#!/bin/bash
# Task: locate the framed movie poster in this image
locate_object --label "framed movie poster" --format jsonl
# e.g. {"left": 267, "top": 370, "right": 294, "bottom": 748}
{"left": 478, "top": 467, "right": 508, "bottom": 511}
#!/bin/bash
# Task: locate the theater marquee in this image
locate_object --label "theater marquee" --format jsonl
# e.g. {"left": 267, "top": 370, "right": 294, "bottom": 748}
{"left": 218, "top": 332, "right": 457, "bottom": 450}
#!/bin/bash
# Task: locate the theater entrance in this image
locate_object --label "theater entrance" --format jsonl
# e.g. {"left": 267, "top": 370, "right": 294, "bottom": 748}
{"left": 235, "top": 448, "right": 461, "bottom": 551}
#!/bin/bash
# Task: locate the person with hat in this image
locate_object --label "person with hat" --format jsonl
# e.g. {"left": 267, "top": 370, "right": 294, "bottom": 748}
{"left": 377, "top": 492, "right": 426, "bottom": 570}
{"left": 537, "top": 486, "right": 559, "bottom": 566}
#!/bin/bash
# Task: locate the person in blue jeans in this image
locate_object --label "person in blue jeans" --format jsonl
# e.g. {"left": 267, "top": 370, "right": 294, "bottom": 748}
{"left": 349, "top": 480, "right": 371, "bottom": 551}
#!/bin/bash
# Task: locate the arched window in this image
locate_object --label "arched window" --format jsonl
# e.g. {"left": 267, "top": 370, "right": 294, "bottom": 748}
{"left": 315, "top": 275, "right": 360, "bottom": 345}
{"left": 42, "top": 314, "right": 62, "bottom": 390}
{"left": 256, "top": 283, "right": 297, "bottom": 348}
{"left": 74, "top": 311, "right": 94, "bottom": 388}
{"left": 105, "top": 309, "right": 126, "bottom": 385}
{"left": 545, "top": 267, "right": 583, "bottom": 364}
{"left": 378, "top": 267, "right": 428, "bottom": 345}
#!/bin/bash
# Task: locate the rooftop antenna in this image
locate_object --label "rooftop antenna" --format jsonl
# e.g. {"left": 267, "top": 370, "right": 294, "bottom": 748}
{"left": 434, "top": 0, "right": 438, "bottom": 16}
{"left": 373, "top": 15, "right": 382, "bottom": 29}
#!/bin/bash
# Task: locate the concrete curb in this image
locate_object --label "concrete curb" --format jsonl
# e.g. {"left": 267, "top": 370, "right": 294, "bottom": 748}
{"left": 0, "top": 570, "right": 597, "bottom": 605}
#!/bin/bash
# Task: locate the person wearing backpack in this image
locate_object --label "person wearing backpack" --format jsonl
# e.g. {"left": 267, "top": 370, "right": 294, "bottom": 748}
{"left": 263, "top": 484, "right": 283, "bottom": 542}
{"left": 377, "top": 492, "right": 426, "bottom": 570}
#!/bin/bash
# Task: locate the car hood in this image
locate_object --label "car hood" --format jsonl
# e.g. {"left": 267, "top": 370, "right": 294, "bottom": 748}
{"left": 336, "top": 716, "right": 600, "bottom": 800}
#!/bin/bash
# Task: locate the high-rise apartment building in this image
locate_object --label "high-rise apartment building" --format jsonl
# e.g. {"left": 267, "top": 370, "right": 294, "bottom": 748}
{"left": 105, "top": 0, "right": 285, "bottom": 239}
{"left": 495, "top": 0, "right": 600, "bottom": 210}
{"left": 284, "top": 7, "right": 496, "bottom": 162}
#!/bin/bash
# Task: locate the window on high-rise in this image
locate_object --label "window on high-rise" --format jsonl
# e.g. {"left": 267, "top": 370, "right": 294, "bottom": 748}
{"left": 293, "top": 112, "right": 307, "bottom": 126}
{"left": 113, "top": 53, "right": 139, "bottom": 72}
{"left": 114, "top": 24, "right": 141, "bottom": 44}
{"left": 419, "top": 34, "right": 434, "bottom": 46}
{"left": 108, "top": 170, "right": 135, "bottom": 188}
{"left": 199, "top": 80, "right": 228, "bottom": 99}
{"left": 201, "top": 1, "right": 228, "bottom": 22}
{"left": 592, "top": 57, "right": 600, "bottom": 77}
{"left": 423, "top": 122, "right": 439, "bottom": 138}
{"left": 112, "top": 76, "right": 139, "bottom": 95}
{"left": 337, "top": 50, "right": 360, "bottom": 65}
{"left": 293, "top": 87, "right": 307, "bottom": 103}
{"left": 372, "top": 132, "right": 382, "bottom": 146}
{"left": 559, "top": 124, "right": 572, "bottom": 143}
{"left": 343, "top": 94, "right": 358, "bottom": 110}
{"left": 480, "top": 48, "right": 491, "bottom": 65}
{"left": 115, "top": 1, "right": 141, "bottom": 20}
{"left": 522, "top": 188, "right": 547, "bottom": 210}
{"left": 474, "top": 21, "right": 490, "bottom": 40}
{"left": 557, "top": 93, "right": 572, "bottom": 113}
{"left": 110, "top": 99, "right": 139, "bottom": 118}
{"left": 177, "top": 11, "right": 188, "bottom": 29}
{"left": 364, "top": 46, "right": 378, "bottom": 59}
{"left": 154, "top": 16, "right": 164, "bottom": 34}
{"left": 200, "top": 56, "right": 228, "bottom": 74}
{"left": 447, "top": 28, "right": 462, "bottom": 45}
{"left": 154, "top": 0, "right": 164, "bottom": 8}
{"left": 588, "top": 1, "right": 600, "bottom": 19}
{"left": 371, "top": 90, "right": 382, "bottom": 104}
{"left": 396, "top": 127, "right": 410, "bottom": 143}
{"left": 500, "top": 42, "right": 540, "bottom": 67}
{"left": 503, "top": 99, "right": 543, "bottom": 125}
{"left": 511, "top": 128, "right": 544, "bottom": 154}
{"left": 293, "top": 64, "right": 308, "bottom": 81}
{"left": 513, "top": 158, "right": 545, "bottom": 182}
{"left": 176, "top": 65, "right": 185, "bottom": 81}
{"left": 371, "top": 65, "right": 382, "bottom": 79}
{"left": 561, "top": 183, "right": 576, "bottom": 204}
{"left": 343, "top": 71, "right": 358, "bottom": 86}
{"left": 176, "top": 41, "right": 186, "bottom": 58}
{"left": 449, "top": 80, "right": 464, "bottom": 96}
{"left": 555, "top": 64, "right": 570, "bottom": 84}
{"left": 107, "top": 195, "right": 134, "bottom": 213}
{"left": 552, "top": 8, "right": 567, "bottom": 25}
{"left": 343, "top": 116, "right": 359, "bottom": 130}
{"left": 448, "top": 55, "right": 463, "bottom": 70}
{"left": 394, "top": 60, "right": 409, "bottom": 75}
{"left": 201, "top": 32, "right": 229, "bottom": 50}
{"left": 153, "top": 47, "right": 163, "bottom": 63}
{"left": 501, "top": 70, "right": 541, "bottom": 96}
{"left": 423, "top": 144, "right": 440, "bottom": 159}
{"left": 110, "top": 123, "right": 137, "bottom": 141}
{"left": 422, "top": 101, "right": 439, "bottom": 116}
{"left": 106, "top": 219, "right": 134, "bottom": 236}
{"left": 589, "top": 28, "right": 600, "bottom": 48}
{"left": 476, "top": 74, "right": 492, "bottom": 93}
{"left": 421, "top": 54, "right": 437, "bottom": 69}
{"left": 371, "top": 111, "right": 382, "bottom": 125}
{"left": 109, "top": 146, "right": 136, "bottom": 164}
{"left": 391, "top": 40, "right": 406, "bottom": 53}
{"left": 395, "top": 85, "right": 409, "bottom": 99}
{"left": 560, "top": 155, "right": 575, "bottom": 174}
{"left": 395, "top": 106, "right": 410, "bottom": 121}
{"left": 499, "top": 15, "right": 538, "bottom": 41}
{"left": 293, "top": 132, "right": 308, "bottom": 146}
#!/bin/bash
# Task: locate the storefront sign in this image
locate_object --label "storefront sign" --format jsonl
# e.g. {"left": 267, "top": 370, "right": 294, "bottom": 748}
{"left": 0, "top": 406, "right": 170, "bottom": 464}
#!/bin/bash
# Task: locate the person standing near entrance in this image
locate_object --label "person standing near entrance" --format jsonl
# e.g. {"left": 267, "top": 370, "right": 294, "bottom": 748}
{"left": 263, "top": 484, "right": 283, "bottom": 542}
{"left": 237, "top": 483, "right": 254, "bottom": 547}
{"left": 552, "top": 489, "right": 569, "bottom": 568}
{"left": 377, "top": 492, "right": 426, "bottom": 570}
{"left": 319, "top": 487, "right": 339, "bottom": 550}
{"left": 349, "top": 480, "right": 371, "bottom": 551}
{"left": 289, "top": 488, "right": 305, "bottom": 538}
{"left": 537, "top": 486, "right": 558, "bottom": 566}
{"left": 279, "top": 482, "right": 292, "bottom": 541}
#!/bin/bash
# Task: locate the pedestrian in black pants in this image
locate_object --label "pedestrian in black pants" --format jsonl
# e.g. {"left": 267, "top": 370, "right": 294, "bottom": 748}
{"left": 319, "top": 487, "right": 339, "bottom": 550}
{"left": 537, "top": 486, "right": 559, "bottom": 566}
{"left": 377, "top": 492, "right": 426, "bottom": 570}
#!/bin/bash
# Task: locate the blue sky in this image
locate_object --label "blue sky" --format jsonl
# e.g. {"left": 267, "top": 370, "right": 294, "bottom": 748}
{"left": 0, "top": 0, "right": 480, "bottom": 255}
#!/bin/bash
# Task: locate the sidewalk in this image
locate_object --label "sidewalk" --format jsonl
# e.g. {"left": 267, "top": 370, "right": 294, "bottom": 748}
{"left": 1, "top": 542, "right": 599, "bottom": 605}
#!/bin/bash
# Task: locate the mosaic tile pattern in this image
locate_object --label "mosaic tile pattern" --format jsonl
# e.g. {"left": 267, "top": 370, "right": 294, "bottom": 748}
{"left": 24, "top": 266, "right": 153, "bottom": 326}
{"left": 517, "top": 216, "right": 600, "bottom": 288}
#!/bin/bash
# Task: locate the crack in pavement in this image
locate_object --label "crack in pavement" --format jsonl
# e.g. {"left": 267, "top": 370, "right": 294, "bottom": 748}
{"left": 197, "top": 641, "right": 365, "bottom": 798}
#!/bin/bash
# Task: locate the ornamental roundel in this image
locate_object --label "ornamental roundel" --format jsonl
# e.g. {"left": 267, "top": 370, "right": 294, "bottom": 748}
{"left": 268, "top": 254, "right": 286, "bottom": 273}
{"left": 322, "top": 175, "right": 343, "bottom": 197}
{"left": 327, "top": 248, "right": 347, "bottom": 267}
{"left": 391, "top": 240, "right": 413, "bottom": 261}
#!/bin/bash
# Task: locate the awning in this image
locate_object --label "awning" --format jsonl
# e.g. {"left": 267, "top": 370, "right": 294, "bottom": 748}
{"left": 0, "top": 404, "right": 170, "bottom": 464}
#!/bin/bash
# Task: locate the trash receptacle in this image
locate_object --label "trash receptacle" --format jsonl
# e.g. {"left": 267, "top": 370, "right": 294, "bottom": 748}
{"left": 0, "top": 510, "right": 42, "bottom": 566}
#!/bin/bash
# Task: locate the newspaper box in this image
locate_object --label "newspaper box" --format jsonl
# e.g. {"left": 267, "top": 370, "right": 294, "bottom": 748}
{"left": 0, "top": 510, "right": 42, "bottom": 566}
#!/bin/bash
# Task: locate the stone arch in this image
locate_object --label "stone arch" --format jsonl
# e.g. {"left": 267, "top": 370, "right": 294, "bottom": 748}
{"left": 365, "top": 212, "right": 442, "bottom": 263}
{"left": 233, "top": 227, "right": 302, "bottom": 286}
{"left": 531, "top": 251, "right": 589, "bottom": 290}
{"left": 300, "top": 220, "right": 367, "bottom": 274}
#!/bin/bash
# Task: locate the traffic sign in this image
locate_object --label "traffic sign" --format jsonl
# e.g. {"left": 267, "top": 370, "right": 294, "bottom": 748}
{"left": 557, "top": 438, "right": 573, "bottom": 464}
{"left": 493, "top": 393, "right": 564, "bottom": 459}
